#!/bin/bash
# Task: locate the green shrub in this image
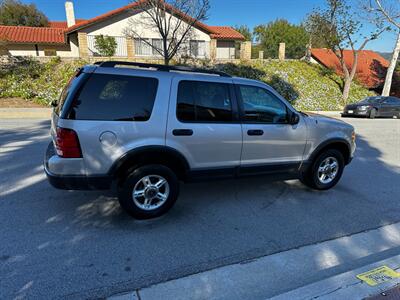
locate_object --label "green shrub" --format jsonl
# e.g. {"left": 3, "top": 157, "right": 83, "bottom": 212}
{"left": 217, "top": 60, "right": 375, "bottom": 111}
{"left": 0, "top": 57, "right": 87, "bottom": 105}
{"left": 94, "top": 35, "right": 117, "bottom": 57}
{"left": 0, "top": 58, "right": 374, "bottom": 110}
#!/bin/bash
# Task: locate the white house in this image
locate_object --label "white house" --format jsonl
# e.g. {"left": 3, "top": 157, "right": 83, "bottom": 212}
{"left": 0, "top": 1, "right": 250, "bottom": 61}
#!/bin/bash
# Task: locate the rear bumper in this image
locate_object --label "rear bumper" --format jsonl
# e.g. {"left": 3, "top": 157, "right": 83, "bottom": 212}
{"left": 44, "top": 142, "right": 111, "bottom": 190}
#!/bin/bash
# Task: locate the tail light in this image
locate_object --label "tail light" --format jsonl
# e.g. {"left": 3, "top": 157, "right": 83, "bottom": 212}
{"left": 55, "top": 127, "right": 82, "bottom": 158}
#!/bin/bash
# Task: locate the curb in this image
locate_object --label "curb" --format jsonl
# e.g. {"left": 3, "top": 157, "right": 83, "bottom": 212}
{"left": 0, "top": 108, "right": 52, "bottom": 119}
{"left": 270, "top": 256, "right": 400, "bottom": 300}
{"left": 307, "top": 111, "right": 342, "bottom": 116}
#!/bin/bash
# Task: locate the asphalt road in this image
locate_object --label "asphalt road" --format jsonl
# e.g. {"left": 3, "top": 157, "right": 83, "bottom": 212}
{"left": 0, "top": 117, "right": 399, "bottom": 299}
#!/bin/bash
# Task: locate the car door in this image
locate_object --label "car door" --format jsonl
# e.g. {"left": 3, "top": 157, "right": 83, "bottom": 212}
{"left": 236, "top": 83, "right": 307, "bottom": 171}
{"left": 166, "top": 76, "right": 242, "bottom": 171}
{"left": 379, "top": 98, "right": 393, "bottom": 116}
{"left": 388, "top": 97, "right": 400, "bottom": 117}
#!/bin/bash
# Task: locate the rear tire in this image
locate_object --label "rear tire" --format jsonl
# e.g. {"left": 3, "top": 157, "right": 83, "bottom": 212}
{"left": 118, "top": 164, "right": 179, "bottom": 219}
{"left": 369, "top": 108, "right": 377, "bottom": 119}
{"left": 300, "top": 149, "right": 345, "bottom": 190}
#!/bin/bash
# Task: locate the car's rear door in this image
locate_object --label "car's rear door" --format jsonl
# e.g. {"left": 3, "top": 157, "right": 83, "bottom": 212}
{"left": 379, "top": 99, "right": 393, "bottom": 116}
{"left": 388, "top": 97, "right": 400, "bottom": 117}
{"left": 166, "top": 75, "right": 242, "bottom": 172}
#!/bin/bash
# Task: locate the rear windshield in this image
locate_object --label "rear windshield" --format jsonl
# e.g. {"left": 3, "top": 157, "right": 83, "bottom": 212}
{"left": 67, "top": 73, "right": 158, "bottom": 121}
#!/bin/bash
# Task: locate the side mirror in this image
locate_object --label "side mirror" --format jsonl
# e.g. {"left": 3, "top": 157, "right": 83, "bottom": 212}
{"left": 290, "top": 112, "right": 300, "bottom": 125}
{"left": 50, "top": 100, "right": 58, "bottom": 107}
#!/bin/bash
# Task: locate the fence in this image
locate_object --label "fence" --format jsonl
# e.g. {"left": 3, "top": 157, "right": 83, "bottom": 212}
{"left": 87, "top": 35, "right": 128, "bottom": 57}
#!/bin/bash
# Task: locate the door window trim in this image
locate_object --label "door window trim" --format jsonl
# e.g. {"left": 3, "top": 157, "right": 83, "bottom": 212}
{"left": 175, "top": 79, "right": 240, "bottom": 124}
{"left": 234, "top": 84, "right": 290, "bottom": 125}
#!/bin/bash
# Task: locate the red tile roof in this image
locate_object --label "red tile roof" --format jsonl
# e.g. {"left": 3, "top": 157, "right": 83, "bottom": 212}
{"left": 66, "top": 1, "right": 144, "bottom": 33}
{"left": 0, "top": 25, "right": 66, "bottom": 44}
{"left": 311, "top": 48, "right": 389, "bottom": 88}
{"left": 208, "top": 26, "right": 245, "bottom": 40}
{"left": 48, "top": 19, "right": 87, "bottom": 28}
{"left": 0, "top": 1, "right": 244, "bottom": 44}
{"left": 65, "top": 1, "right": 243, "bottom": 40}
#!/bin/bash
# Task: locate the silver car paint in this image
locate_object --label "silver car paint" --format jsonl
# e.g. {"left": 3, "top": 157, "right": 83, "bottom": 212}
{"left": 302, "top": 113, "right": 356, "bottom": 160}
{"left": 232, "top": 78, "right": 308, "bottom": 165}
{"left": 47, "top": 67, "right": 355, "bottom": 177}
{"left": 166, "top": 74, "right": 242, "bottom": 169}
{"left": 49, "top": 67, "right": 172, "bottom": 175}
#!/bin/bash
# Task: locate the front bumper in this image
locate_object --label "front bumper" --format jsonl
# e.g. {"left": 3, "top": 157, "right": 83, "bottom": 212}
{"left": 44, "top": 142, "right": 111, "bottom": 190}
{"left": 341, "top": 108, "right": 369, "bottom": 117}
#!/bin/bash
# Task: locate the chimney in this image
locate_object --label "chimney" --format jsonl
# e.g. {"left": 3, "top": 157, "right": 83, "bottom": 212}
{"left": 65, "top": 1, "right": 76, "bottom": 27}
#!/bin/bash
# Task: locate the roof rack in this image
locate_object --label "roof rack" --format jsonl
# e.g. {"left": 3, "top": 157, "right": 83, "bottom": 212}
{"left": 95, "top": 61, "right": 231, "bottom": 77}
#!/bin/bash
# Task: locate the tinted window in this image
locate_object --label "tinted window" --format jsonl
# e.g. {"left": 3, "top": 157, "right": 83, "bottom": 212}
{"left": 68, "top": 74, "right": 158, "bottom": 121}
{"left": 177, "top": 80, "right": 233, "bottom": 122}
{"left": 360, "top": 96, "right": 385, "bottom": 104}
{"left": 238, "top": 85, "right": 288, "bottom": 123}
{"left": 55, "top": 68, "right": 84, "bottom": 116}
{"left": 387, "top": 97, "right": 400, "bottom": 104}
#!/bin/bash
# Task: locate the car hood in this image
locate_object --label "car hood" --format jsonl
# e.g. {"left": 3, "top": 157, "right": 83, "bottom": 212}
{"left": 305, "top": 112, "right": 353, "bottom": 129}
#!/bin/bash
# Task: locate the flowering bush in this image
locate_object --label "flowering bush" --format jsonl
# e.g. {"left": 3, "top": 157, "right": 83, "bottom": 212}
{"left": 217, "top": 60, "right": 375, "bottom": 111}
{"left": 0, "top": 57, "right": 87, "bottom": 105}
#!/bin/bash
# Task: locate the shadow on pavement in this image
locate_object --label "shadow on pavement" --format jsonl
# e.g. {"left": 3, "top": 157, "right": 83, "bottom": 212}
{"left": 0, "top": 119, "right": 399, "bottom": 299}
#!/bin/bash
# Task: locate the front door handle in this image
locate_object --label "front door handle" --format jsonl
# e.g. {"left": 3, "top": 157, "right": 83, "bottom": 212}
{"left": 247, "top": 129, "right": 264, "bottom": 136}
{"left": 173, "top": 129, "right": 193, "bottom": 136}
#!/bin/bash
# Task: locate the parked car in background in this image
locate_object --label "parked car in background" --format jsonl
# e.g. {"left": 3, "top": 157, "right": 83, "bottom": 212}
{"left": 342, "top": 96, "right": 400, "bottom": 119}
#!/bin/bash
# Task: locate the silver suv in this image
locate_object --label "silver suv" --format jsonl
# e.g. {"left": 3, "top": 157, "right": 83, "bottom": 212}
{"left": 44, "top": 61, "right": 356, "bottom": 219}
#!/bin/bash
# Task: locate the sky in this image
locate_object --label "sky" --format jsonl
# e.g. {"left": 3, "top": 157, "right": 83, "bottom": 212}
{"left": 20, "top": 0, "right": 397, "bottom": 52}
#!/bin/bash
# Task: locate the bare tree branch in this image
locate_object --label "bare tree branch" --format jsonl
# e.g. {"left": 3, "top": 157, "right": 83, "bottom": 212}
{"left": 124, "top": 0, "right": 210, "bottom": 65}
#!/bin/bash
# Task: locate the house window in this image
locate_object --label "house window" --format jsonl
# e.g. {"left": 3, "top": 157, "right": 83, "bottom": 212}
{"left": 44, "top": 49, "right": 57, "bottom": 56}
{"left": 190, "top": 40, "right": 205, "bottom": 57}
{"left": 134, "top": 38, "right": 152, "bottom": 56}
{"left": 152, "top": 39, "right": 163, "bottom": 56}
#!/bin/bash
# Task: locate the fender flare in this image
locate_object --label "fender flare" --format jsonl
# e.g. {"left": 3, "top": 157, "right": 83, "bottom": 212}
{"left": 108, "top": 145, "right": 190, "bottom": 179}
{"left": 306, "top": 138, "right": 352, "bottom": 165}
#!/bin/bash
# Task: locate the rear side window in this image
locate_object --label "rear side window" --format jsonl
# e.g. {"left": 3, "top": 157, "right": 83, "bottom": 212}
{"left": 55, "top": 68, "right": 84, "bottom": 116}
{"left": 68, "top": 74, "right": 158, "bottom": 121}
{"left": 388, "top": 97, "right": 400, "bottom": 104}
{"left": 177, "top": 80, "right": 233, "bottom": 122}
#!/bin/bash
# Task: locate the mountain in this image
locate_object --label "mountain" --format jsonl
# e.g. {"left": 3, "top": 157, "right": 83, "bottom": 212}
{"left": 377, "top": 52, "right": 400, "bottom": 62}
{"left": 377, "top": 52, "right": 392, "bottom": 61}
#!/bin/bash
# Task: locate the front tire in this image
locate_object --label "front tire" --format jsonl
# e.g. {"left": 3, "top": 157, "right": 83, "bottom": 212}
{"left": 118, "top": 164, "right": 179, "bottom": 219}
{"left": 369, "top": 108, "right": 377, "bottom": 119}
{"left": 300, "top": 149, "right": 345, "bottom": 190}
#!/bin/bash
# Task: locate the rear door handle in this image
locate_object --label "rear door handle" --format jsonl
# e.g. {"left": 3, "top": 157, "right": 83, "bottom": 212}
{"left": 247, "top": 129, "right": 264, "bottom": 136}
{"left": 173, "top": 129, "right": 193, "bottom": 136}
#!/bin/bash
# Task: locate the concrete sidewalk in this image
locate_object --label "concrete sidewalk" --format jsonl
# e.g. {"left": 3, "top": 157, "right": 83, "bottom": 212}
{"left": 0, "top": 108, "right": 52, "bottom": 119}
{"left": 109, "top": 222, "right": 400, "bottom": 300}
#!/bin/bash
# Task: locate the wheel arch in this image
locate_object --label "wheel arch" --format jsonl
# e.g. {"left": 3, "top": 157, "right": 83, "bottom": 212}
{"left": 307, "top": 138, "right": 352, "bottom": 166}
{"left": 108, "top": 146, "right": 190, "bottom": 182}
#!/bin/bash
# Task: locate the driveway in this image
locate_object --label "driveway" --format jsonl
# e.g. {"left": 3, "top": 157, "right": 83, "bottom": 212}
{"left": 0, "top": 117, "right": 399, "bottom": 299}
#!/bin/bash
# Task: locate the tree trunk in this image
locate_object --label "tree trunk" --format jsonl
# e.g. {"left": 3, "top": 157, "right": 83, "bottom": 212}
{"left": 163, "top": 38, "right": 169, "bottom": 65}
{"left": 382, "top": 30, "right": 400, "bottom": 96}
{"left": 342, "top": 76, "right": 352, "bottom": 103}
{"left": 341, "top": 51, "right": 359, "bottom": 103}
{"left": 164, "top": 57, "right": 169, "bottom": 65}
